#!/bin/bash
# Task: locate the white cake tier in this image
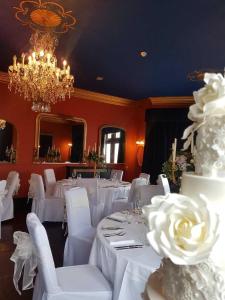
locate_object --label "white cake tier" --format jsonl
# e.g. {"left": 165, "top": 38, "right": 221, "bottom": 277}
{"left": 181, "top": 172, "right": 225, "bottom": 207}
{"left": 181, "top": 172, "right": 225, "bottom": 270}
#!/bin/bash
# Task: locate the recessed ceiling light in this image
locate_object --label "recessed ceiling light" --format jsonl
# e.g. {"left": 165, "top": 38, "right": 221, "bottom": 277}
{"left": 96, "top": 76, "right": 104, "bottom": 81}
{"left": 139, "top": 51, "right": 148, "bottom": 58}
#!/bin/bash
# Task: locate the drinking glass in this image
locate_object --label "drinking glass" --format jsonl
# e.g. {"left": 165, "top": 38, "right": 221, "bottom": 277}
{"left": 77, "top": 173, "right": 82, "bottom": 179}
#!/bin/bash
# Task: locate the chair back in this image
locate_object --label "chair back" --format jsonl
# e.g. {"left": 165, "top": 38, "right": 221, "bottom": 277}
{"left": 26, "top": 213, "right": 60, "bottom": 294}
{"left": 31, "top": 174, "right": 46, "bottom": 200}
{"left": 128, "top": 177, "right": 148, "bottom": 204}
{"left": 6, "top": 171, "right": 20, "bottom": 196}
{"left": 44, "top": 169, "right": 56, "bottom": 196}
{"left": 139, "top": 173, "right": 150, "bottom": 184}
{"left": 6, "top": 172, "right": 19, "bottom": 198}
{"left": 0, "top": 180, "right": 6, "bottom": 192}
{"left": 157, "top": 174, "right": 170, "bottom": 194}
{"left": 76, "top": 178, "right": 98, "bottom": 204}
{"left": 65, "top": 187, "right": 92, "bottom": 236}
{"left": 110, "top": 169, "right": 123, "bottom": 181}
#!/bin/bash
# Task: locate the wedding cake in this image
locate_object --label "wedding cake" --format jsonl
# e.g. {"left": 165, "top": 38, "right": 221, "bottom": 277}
{"left": 143, "top": 73, "right": 225, "bottom": 300}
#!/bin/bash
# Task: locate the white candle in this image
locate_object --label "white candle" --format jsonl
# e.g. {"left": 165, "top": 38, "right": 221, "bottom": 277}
{"left": 94, "top": 143, "right": 96, "bottom": 152}
{"left": 87, "top": 145, "right": 90, "bottom": 155}
{"left": 172, "top": 138, "right": 177, "bottom": 162}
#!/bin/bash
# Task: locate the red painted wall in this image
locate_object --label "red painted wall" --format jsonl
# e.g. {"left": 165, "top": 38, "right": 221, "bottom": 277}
{"left": 0, "top": 83, "right": 140, "bottom": 198}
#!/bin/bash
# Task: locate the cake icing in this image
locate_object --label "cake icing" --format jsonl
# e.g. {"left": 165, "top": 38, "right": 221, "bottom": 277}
{"left": 143, "top": 72, "right": 225, "bottom": 300}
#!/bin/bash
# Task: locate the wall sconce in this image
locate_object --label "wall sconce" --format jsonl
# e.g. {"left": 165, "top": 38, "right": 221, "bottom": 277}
{"left": 136, "top": 140, "right": 145, "bottom": 167}
{"left": 136, "top": 140, "right": 145, "bottom": 146}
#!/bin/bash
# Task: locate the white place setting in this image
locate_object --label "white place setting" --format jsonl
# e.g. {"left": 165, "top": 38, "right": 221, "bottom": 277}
{"left": 89, "top": 210, "right": 161, "bottom": 300}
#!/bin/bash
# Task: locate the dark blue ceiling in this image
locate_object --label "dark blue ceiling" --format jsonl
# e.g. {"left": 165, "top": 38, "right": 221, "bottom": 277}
{"left": 0, "top": 0, "right": 224, "bottom": 100}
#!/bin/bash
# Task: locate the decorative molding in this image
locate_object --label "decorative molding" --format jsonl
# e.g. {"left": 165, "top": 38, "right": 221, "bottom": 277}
{"left": 14, "top": 0, "right": 76, "bottom": 33}
{"left": 0, "top": 71, "right": 194, "bottom": 108}
{"left": 73, "top": 88, "right": 133, "bottom": 107}
{"left": 141, "top": 96, "right": 194, "bottom": 108}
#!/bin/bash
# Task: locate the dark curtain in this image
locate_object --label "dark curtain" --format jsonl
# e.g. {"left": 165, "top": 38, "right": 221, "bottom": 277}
{"left": 71, "top": 124, "right": 84, "bottom": 162}
{"left": 100, "top": 127, "right": 125, "bottom": 163}
{"left": 0, "top": 123, "right": 13, "bottom": 161}
{"left": 142, "top": 108, "right": 190, "bottom": 183}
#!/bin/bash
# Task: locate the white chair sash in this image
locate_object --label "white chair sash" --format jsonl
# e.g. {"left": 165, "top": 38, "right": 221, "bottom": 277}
{"left": 10, "top": 231, "right": 37, "bottom": 295}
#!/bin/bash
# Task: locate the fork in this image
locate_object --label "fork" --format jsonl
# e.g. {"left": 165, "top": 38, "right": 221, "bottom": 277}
{"left": 103, "top": 232, "right": 126, "bottom": 237}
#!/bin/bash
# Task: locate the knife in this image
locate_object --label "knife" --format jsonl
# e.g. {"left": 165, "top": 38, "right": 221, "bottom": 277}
{"left": 106, "top": 216, "right": 125, "bottom": 223}
{"left": 114, "top": 245, "right": 143, "bottom": 250}
{"left": 102, "top": 226, "right": 124, "bottom": 230}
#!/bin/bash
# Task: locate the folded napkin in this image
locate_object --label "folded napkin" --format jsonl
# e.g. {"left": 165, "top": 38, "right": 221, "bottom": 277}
{"left": 120, "top": 181, "right": 130, "bottom": 185}
{"left": 106, "top": 213, "right": 126, "bottom": 222}
{"left": 103, "top": 229, "right": 124, "bottom": 236}
{"left": 109, "top": 239, "right": 136, "bottom": 246}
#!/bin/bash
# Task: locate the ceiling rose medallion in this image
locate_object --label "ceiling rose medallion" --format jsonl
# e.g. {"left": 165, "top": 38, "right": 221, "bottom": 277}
{"left": 8, "top": 0, "right": 76, "bottom": 112}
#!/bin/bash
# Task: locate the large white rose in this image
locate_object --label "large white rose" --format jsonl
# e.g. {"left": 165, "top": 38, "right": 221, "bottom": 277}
{"left": 189, "top": 73, "right": 225, "bottom": 123}
{"left": 144, "top": 193, "right": 219, "bottom": 265}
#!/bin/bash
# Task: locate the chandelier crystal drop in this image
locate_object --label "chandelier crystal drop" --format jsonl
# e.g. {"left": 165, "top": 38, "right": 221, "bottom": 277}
{"left": 8, "top": 31, "right": 74, "bottom": 112}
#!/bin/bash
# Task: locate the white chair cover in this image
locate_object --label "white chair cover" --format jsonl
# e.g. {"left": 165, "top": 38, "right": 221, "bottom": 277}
{"left": 6, "top": 171, "right": 20, "bottom": 195}
{"left": 0, "top": 180, "right": 7, "bottom": 192}
{"left": 10, "top": 231, "right": 37, "bottom": 295}
{"left": 76, "top": 178, "right": 100, "bottom": 226}
{"left": 43, "top": 169, "right": 56, "bottom": 197}
{"left": 26, "top": 212, "right": 112, "bottom": 300}
{"left": 139, "top": 173, "right": 150, "bottom": 184}
{"left": 157, "top": 174, "right": 170, "bottom": 194}
{"left": 135, "top": 184, "right": 164, "bottom": 207}
{"left": 110, "top": 170, "right": 124, "bottom": 181}
{"left": 64, "top": 187, "right": 96, "bottom": 266}
{"left": 30, "top": 174, "right": 64, "bottom": 222}
{"left": 2, "top": 171, "right": 20, "bottom": 221}
{"left": 112, "top": 178, "right": 147, "bottom": 212}
{"left": 0, "top": 180, "right": 7, "bottom": 238}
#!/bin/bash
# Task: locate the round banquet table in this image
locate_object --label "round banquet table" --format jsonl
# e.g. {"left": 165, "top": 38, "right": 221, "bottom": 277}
{"left": 54, "top": 178, "right": 131, "bottom": 226}
{"left": 89, "top": 211, "right": 161, "bottom": 300}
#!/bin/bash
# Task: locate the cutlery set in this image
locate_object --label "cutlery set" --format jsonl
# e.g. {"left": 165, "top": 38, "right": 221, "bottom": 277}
{"left": 114, "top": 244, "right": 143, "bottom": 250}
{"left": 103, "top": 232, "right": 125, "bottom": 237}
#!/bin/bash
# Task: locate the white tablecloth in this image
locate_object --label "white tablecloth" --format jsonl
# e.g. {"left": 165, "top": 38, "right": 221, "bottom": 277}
{"left": 89, "top": 212, "right": 161, "bottom": 300}
{"left": 54, "top": 179, "right": 131, "bottom": 225}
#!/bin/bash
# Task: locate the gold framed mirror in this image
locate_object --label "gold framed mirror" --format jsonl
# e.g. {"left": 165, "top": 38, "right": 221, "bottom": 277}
{"left": 0, "top": 119, "right": 17, "bottom": 163}
{"left": 35, "top": 113, "right": 87, "bottom": 163}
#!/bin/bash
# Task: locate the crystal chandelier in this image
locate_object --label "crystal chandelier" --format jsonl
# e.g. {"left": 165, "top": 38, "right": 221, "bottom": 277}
{"left": 0, "top": 119, "right": 6, "bottom": 130}
{"left": 8, "top": 0, "right": 76, "bottom": 112}
{"left": 8, "top": 31, "right": 74, "bottom": 112}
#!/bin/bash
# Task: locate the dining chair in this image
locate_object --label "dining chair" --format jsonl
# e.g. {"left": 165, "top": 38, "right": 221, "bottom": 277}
{"left": 139, "top": 173, "right": 150, "bottom": 184}
{"left": 157, "top": 174, "right": 170, "bottom": 194}
{"left": 0, "top": 180, "right": 7, "bottom": 193}
{"left": 0, "top": 180, "right": 7, "bottom": 238}
{"left": 2, "top": 171, "right": 20, "bottom": 221}
{"left": 112, "top": 177, "right": 147, "bottom": 212}
{"left": 63, "top": 187, "right": 96, "bottom": 266}
{"left": 30, "top": 174, "right": 64, "bottom": 222}
{"left": 27, "top": 213, "right": 112, "bottom": 300}
{"left": 110, "top": 169, "right": 124, "bottom": 181}
{"left": 43, "top": 169, "right": 56, "bottom": 197}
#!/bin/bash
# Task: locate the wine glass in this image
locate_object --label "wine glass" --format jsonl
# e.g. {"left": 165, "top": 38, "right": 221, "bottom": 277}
{"left": 77, "top": 173, "right": 82, "bottom": 179}
{"left": 71, "top": 170, "right": 76, "bottom": 180}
